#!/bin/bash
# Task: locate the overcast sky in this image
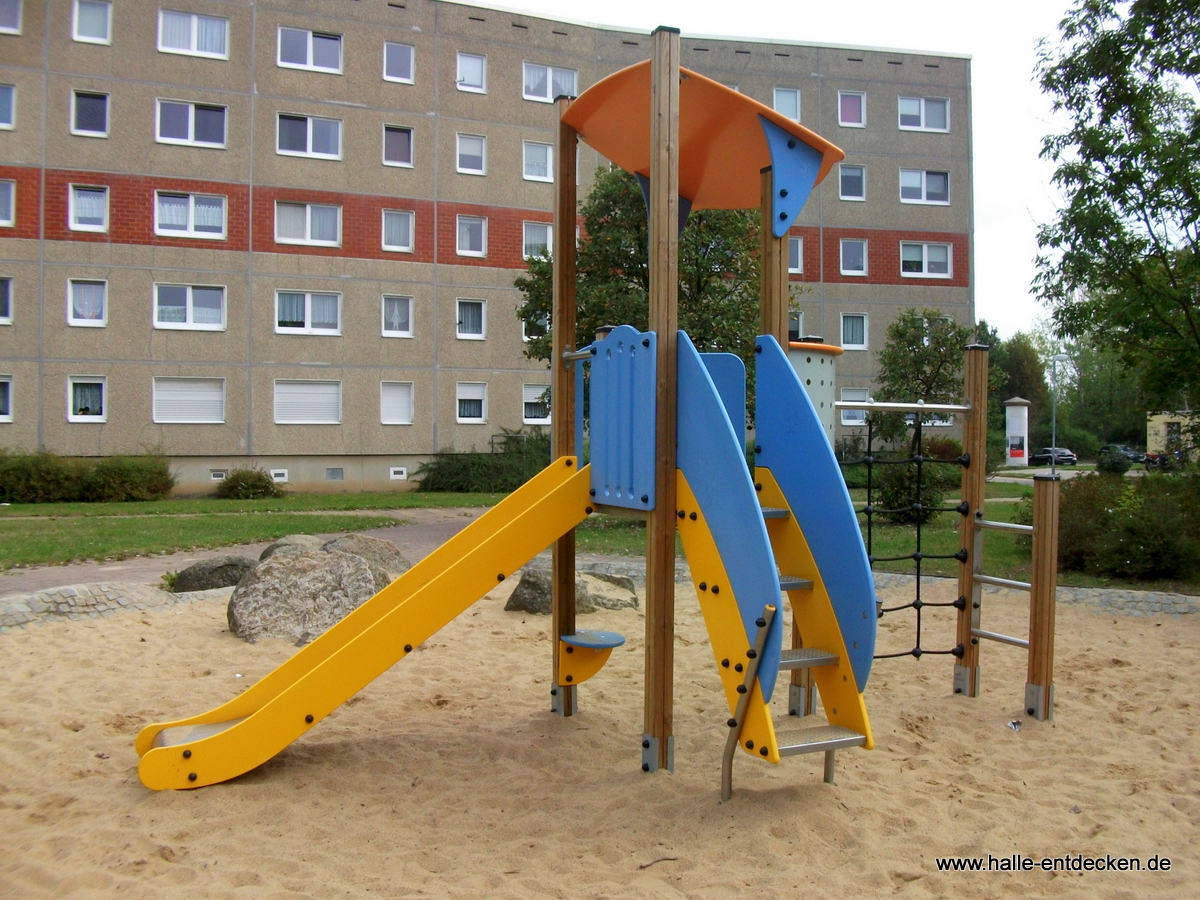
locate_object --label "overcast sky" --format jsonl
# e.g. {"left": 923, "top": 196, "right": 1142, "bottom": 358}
{"left": 466, "top": 0, "right": 1076, "bottom": 339}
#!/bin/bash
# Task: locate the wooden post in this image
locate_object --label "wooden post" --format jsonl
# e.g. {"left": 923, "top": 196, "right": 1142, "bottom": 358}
{"left": 953, "top": 345, "right": 989, "bottom": 698}
{"left": 550, "top": 99, "right": 579, "bottom": 716}
{"left": 643, "top": 25, "right": 681, "bottom": 772}
{"left": 1026, "top": 475, "right": 1060, "bottom": 720}
{"left": 759, "top": 169, "right": 789, "bottom": 343}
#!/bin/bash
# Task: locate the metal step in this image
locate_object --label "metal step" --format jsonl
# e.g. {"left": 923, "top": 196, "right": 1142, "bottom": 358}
{"left": 778, "top": 647, "right": 838, "bottom": 670}
{"left": 760, "top": 506, "right": 790, "bottom": 519}
{"left": 777, "top": 725, "right": 866, "bottom": 757}
{"left": 778, "top": 575, "right": 814, "bottom": 591}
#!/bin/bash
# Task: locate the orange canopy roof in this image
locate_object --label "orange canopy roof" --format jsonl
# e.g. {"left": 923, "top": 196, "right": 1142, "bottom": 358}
{"left": 562, "top": 60, "right": 844, "bottom": 210}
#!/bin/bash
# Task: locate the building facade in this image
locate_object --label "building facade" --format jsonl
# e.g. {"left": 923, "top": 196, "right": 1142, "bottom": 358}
{"left": 0, "top": 0, "right": 973, "bottom": 492}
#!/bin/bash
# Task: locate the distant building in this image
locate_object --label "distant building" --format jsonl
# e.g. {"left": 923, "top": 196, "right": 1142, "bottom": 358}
{"left": 1147, "top": 411, "right": 1196, "bottom": 455}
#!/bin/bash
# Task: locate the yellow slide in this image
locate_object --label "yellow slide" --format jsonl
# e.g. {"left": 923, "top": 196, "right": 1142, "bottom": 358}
{"left": 136, "top": 458, "right": 591, "bottom": 790}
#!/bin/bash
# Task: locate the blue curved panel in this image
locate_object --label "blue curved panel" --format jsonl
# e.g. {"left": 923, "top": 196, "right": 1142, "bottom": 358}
{"left": 677, "top": 332, "right": 783, "bottom": 700}
{"left": 755, "top": 335, "right": 876, "bottom": 688}
{"left": 589, "top": 325, "right": 657, "bottom": 510}
{"left": 699, "top": 352, "right": 746, "bottom": 447}
{"left": 759, "top": 115, "right": 824, "bottom": 238}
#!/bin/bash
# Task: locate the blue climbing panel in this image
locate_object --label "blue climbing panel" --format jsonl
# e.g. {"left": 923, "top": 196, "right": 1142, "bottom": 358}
{"left": 699, "top": 353, "right": 747, "bottom": 450}
{"left": 759, "top": 115, "right": 825, "bottom": 238}
{"left": 589, "top": 325, "right": 657, "bottom": 510}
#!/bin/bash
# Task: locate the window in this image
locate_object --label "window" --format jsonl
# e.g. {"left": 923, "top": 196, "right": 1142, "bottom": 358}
{"left": 277, "top": 114, "right": 341, "bottom": 159}
{"left": 152, "top": 377, "right": 225, "bottom": 424}
{"left": 898, "top": 96, "right": 949, "bottom": 131}
{"left": 456, "top": 133, "right": 486, "bottom": 175}
{"left": 523, "top": 222, "right": 551, "bottom": 259}
{"left": 899, "top": 169, "right": 950, "bottom": 204}
{"left": 381, "top": 382, "right": 414, "bottom": 425}
{"left": 456, "top": 299, "right": 485, "bottom": 339}
{"left": 456, "top": 382, "right": 487, "bottom": 423}
{"left": 839, "top": 165, "right": 865, "bottom": 201}
{"left": 841, "top": 314, "right": 867, "bottom": 350}
{"left": 68, "top": 376, "right": 106, "bottom": 422}
{"left": 523, "top": 384, "right": 550, "bottom": 424}
{"left": 787, "top": 310, "right": 802, "bottom": 341}
{"left": 522, "top": 62, "right": 577, "bottom": 102}
{"left": 840, "top": 239, "right": 867, "bottom": 276}
{"left": 0, "top": 277, "right": 10, "bottom": 323}
{"left": 159, "top": 10, "right": 228, "bottom": 58}
{"left": 0, "top": 84, "right": 13, "bottom": 128}
{"left": 156, "top": 100, "right": 226, "bottom": 147}
{"left": 456, "top": 215, "right": 486, "bottom": 257}
{"left": 457, "top": 52, "right": 486, "bottom": 92}
{"left": 278, "top": 27, "right": 342, "bottom": 73}
{"left": 274, "top": 380, "right": 341, "bottom": 424}
{"left": 838, "top": 91, "right": 865, "bottom": 127}
{"left": 383, "top": 41, "right": 414, "bottom": 83}
{"left": 73, "top": 1, "right": 110, "bottom": 44}
{"left": 900, "top": 242, "right": 952, "bottom": 278}
{"left": 68, "top": 279, "right": 106, "bottom": 326}
{"left": 773, "top": 88, "right": 800, "bottom": 121}
{"left": 0, "top": 375, "right": 10, "bottom": 422}
{"left": 523, "top": 311, "right": 548, "bottom": 343}
{"left": 787, "top": 236, "right": 803, "bottom": 274}
{"left": 0, "top": 0, "right": 20, "bottom": 34}
{"left": 68, "top": 185, "right": 107, "bottom": 232}
{"left": 154, "top": 283, "right": 225, "bottom": 330}
{"left": 381, "top": 209, "right": 414, "bottom": 252}
{"left": 382, "top": 125, "right": 413, "bottom": 166}
{"left": 275, "top": 290, "right": 341, "bottom": 334}
{"left": 275, "top": 201, "right": 340, "bottom": 246}
{"left": 0, "top": 180, "right": 11, "bottom": 226}
{"left": 840, "top": 388, "right": 869, "bottom": 425}
{"left": 155, "top": 192, "right": 226, "bottom": 239}
{"left": 381, "top": 294, "right": 412, "bottom": 337}
{"left": 72, "top": 91, "right": 108, "bottom": 137}
{"left": 523, "top": 141, "right": 553, "bottom": 182}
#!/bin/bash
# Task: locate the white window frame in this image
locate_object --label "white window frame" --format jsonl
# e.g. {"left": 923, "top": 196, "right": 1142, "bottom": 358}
{"left": 0, "top": 374, "right": 11, "bottom": 422}
{"left": 0, "top": 0, "right": 21, "bottom": 35}
{"left": 154, "top": 191, "right": 227, "bottom": 240}
{"left": 456, "top": 298, "right": 486, "bottom": 340}
{"left": 0, "top": 83, "right": 14, "bottom": 129}
{"left": 71, "top": 90, "right": 108, "bottom": 137}
{"left": 382, "top": 124, "right": 413, "bottom": 167}
{"left": 456, "top": 133, "right": 487, "bottom": 175}
{"left": 0, "top": 276, "right": 11, "bottom": 324}
{"left": 456, "top": 52, "right": 486, "bottom": 93}
{"left": 153, "top": 283, "right": 226, "bottom": 331}
{"left": 839, "top": 164, "right": 866, "bottom": 201}
{"left": 839, "top": 239, "right": 867, "bottom": 277}
{"left": 0, "top": 179, "right": 12, "bottom": 226}
{"left": 72, "top": 1, "right": 111, "bottom": 45}
{"left": 67, "top": 375, "right": 106, "bottom": 423}
{"left": 522, "top": 61, "right": 577, "bottom": 103}
{"left": 67, "top": 278, "right": 107, "bottom": 327}
{"left": 158, "top": 10, "right": 229, "bottom": 59}
{"left": 383, "top": 41, "right": 415, "bottom": 84}
{"left": 838, "top": 90, "right": 866, "bottom": 128}
{"left": 841, "top": 314, "right": 868, "bottom": 351}
{"left": 522, "top": 312, "right": 548, "bottom": 343}
{"left": 155, "top": 99, "right": 227, "bottom": 148}
{"left": 277, "top": 26, "right": 342, "bottom": 74}
{"left": 274, "top": 290, "right": 342, "bottom": 335}
{"left": 456, "top": 215, "right": 486, "bottom": 257}
{"left": 455, "top": 382, "right": 487, "bottom": 424}
{"left": 273, "top": 379, "right": 342, "bottom": 425}
{"left": 898, "top": 96, "right": 950, "bottom": 132}
{"left": 523, "top": 221, "right": 552, "bottom": 260}
{"left": 773, "top": 87, "right": 800, "bottom": 122}
{"left": 68, "top": 184, "right": 108, "bottom": 233}
{"left": 522, "top": 141, "right": 554, "bottom": 183}
{"left": 380, "top": 381, "right": 414, "bottom": 425}
{"left": 522, "top": 384, "right": 551, "bottom": 425}
{"left": 152, "top": 377, "right": 226, "bottom": 424}
{"left": 381, "top": 294, "right": 413, "bottom": 338}
{"left": 381, "top": 209, "right": 414, "bottom": 253}
{"left": 840, "top": 388, "right": 869, "bottom": 425}
{"left": 274, "top": 201, "right": 341, "bottom": 247}
{"left": 900, "top": 241, "right": 953, "bottom": 279}
{"left": 276, "top": 113, "right": 342, "bottom": 160}
{"left": 899, "top": 168, "right": 950, "bottom": 205}
{"left": 787, "top": 236, "right": 803, "bottom": 274}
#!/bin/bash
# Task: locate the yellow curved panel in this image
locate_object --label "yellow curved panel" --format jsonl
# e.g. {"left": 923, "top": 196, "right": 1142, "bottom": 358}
{"left": 557, "top": 643, "right": 614, "bottom": 686}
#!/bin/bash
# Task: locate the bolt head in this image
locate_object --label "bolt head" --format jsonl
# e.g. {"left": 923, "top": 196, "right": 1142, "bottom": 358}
{"left": 188, "top": 773, "right": 197, "bottom": 782}
{"left": 642, "top": 763, "right": 650, "bottom": 772}
{"left": 642, "top": 739, "right": 650, "bottom": 749}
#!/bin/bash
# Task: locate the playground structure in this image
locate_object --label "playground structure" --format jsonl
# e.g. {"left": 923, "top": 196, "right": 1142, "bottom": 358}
{"left": 132, "top": 28, "right": 1058, "bottom": 797}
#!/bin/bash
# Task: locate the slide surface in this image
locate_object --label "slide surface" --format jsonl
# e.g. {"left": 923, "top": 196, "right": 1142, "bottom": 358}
{"left": 136, "top": 458, "right": 591, "bottom": 790}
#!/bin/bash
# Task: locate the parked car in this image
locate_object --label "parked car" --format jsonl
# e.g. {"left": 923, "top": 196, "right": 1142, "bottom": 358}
{"left": 1099, "top": 444, "right": 1146, "bottom": 463}
{"left": 1028, "top": 447, "right": 1078, "bottom": 466}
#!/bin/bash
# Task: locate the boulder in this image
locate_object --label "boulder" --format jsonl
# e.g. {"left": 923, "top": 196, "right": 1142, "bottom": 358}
{"left": 259, "top": 534, "right": 326, "bottom": 561}
{"left": 503, "top": 564, "right": 639, "bottom": 615}
{"left": 228, "top": 550, "right": 391, "bottom": 645}
{"left": 172, "top": 556, "right": 257, "bottom": 593}
{"left": 321, "top": 534, "right": 409, "bottom": 579}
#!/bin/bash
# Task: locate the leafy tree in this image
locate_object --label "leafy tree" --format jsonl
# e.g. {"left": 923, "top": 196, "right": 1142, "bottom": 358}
{"left": 1035, "top": 0, "right": 1200, "bottom": 420}
{"left": 1061, "top": 337, "right": 1146, "bottom": 447}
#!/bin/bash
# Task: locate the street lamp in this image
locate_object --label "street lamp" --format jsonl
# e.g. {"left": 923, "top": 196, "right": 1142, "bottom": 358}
{"left": 1051, "top": 353, "right": 1069, "bottom": 476}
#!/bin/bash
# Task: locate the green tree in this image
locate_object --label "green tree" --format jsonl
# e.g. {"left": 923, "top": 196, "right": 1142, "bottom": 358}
{"left": 1062, "top": 337, "right": 1146, "bottom": 447}
{"left": 1035, "top": 0, "right": 1200, "bottom": 417}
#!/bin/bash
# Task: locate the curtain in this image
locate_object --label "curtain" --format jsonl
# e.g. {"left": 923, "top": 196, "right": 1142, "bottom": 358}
{"left": 277, "top": 292, "right": 306, "bottom": 328}
{"left": 73, "top": 188, "right": 106, "bottom": 226}
{"left": 156, "top": 285, "right": 188, "bottom": 323}
{"left": 158, "top": 194, "right": 188, "bottom": 230}
{"left": 195, "top": 16, "right": 226, "bottom": 56}
{"left": 551, "top": 68, "right": 576, "bottom": 99}
{"left": 458, "top": 301, "right": 483, "bottom": 335}
{"left": 72, "top": 282, "right": 105, "bottom": 320}
{"left": 311, "top": 118, "right": 340, "bottom": 156}
{"left": 310, "top": 294, "right": 339, "bottom": 330}
{"left": 524, "top": 144, "right": 549, "bottom": 179}
{"left": 191, "top": 287, "right": 224, "bottom": 325}
{"left": 383, "top": 211, "right": 410, "bottom": 249}
{"left": 73, "top": 382, "right": 103, "bottom": 416}
{"left": 843, "top": 316, "right": 865, "bottom": 346}
{"left": 76, "top": 2, "right": 109, "bottom": 40}
{"left": 193, "top": 196, "right": 224, "bottom": 234}
{"left": 524, "top": 64, "right": 547, "bottom": 98}
{"left": 309, "top": 205, "right": 338, "bottom": 242}
{"left": 458, "top": 217, "right": 481, "bottom": 253}
{"left": 160, "top": 11, "right": 191, "bottom": 50}
{"left": 275, "top": 203, "right": 306, "bottom": 240}
{"left": 383, "top": 296, "right": 410, "bottom": 333}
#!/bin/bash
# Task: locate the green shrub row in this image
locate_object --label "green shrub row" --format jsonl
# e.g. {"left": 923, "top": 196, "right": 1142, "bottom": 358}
{"left": 0, "top": 450, "right": 176, "bottom": 503}
{"left": 415, "top": 429, "right": 552, "bottom": 493}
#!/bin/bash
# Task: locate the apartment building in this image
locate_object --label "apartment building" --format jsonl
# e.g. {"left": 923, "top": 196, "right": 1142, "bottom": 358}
{"left": 0, "top": 0, "right": 973, "bottom": 491}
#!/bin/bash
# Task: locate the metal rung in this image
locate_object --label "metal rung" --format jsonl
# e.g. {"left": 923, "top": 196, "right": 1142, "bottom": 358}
{"left": 779, "top": 576, "right": 814, "bottom": 592}
{"left": 971, "top": 628, "right": 1029, "bottom": 649}
{"left": 779, "top": 648, "right": 838, "bottom": 670}
{"left": 760, "top": 507, "right": 790, "bottom": 519}
{"left": 975, "top": 573, "right": 1032, "bottom": 591}
{"left": 777, "top": 725, "right": 866, "bottom": 757}
{"left": 976, "top": 519, "right": 1033, "bottom": 534}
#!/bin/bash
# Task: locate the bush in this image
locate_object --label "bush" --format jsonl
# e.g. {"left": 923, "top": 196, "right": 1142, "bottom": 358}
{"left": 873, "top": 454, "right": 957, "bottom": 525}
{"left": 215, "top": 467, "right": 284, "bottom": 499}
{"left": 1096, "top": 448, "right": 1132, "bottom": 475}
{"left": 80, "top": 454, "right": 176, "bottom": 502}
{"left": 0, "top": 449, "right": 174, "bottom": 503}
{"left": 416, "top": 429, "right": 551, "bottom": 493}
{"left": 924, "top": 436, "right": 963, "bottom": 461}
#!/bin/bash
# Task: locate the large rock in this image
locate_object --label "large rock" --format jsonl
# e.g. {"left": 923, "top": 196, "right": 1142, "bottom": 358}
{"left": 228, "top": 550, "right": 391, "bottom": 645}
{"left": 172, "top": 555, "right": 257, "bottom": 593}
{"left": 503, "top": 564, "right": 639, "bottom": 615}
{"left": 321, "top": 534, "right": 409, "bottom": 579}
{"left": 259, "top": 534, "right": 326, "bottom": 561}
